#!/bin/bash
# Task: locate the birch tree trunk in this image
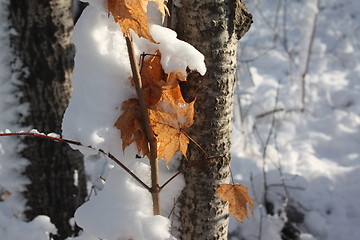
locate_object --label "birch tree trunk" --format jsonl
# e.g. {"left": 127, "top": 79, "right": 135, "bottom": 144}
{"left": 9, "top": 1, "right": 87, "bottom": 239}
{"left": 175, "top": 1, "right": 252, "bottom": 239}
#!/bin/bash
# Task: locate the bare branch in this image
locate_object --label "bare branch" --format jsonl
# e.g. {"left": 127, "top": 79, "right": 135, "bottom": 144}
{"left": 0, "top": 132, "right": 151, "bottom": 192}
{"left": 255, "top": 108, "right": 284, "bottom": 119}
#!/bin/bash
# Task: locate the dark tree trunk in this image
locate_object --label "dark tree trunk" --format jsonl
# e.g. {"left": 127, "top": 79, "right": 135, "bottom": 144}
{"left": 175, "top": 0, "right": 252, "bottom": 239}
{"left": 72, "top": 0, "right": 88, "bottom": 24}
{"left": 9, "top": 1, "right": 87, "bottom": 239}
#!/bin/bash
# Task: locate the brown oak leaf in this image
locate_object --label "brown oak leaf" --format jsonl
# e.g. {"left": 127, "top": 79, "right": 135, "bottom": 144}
{"left": 148, "top": 85, "right": 194, "bottom": 164}
{"left": 114, "top": 98, "right": 149, "bottom": 156}
{"left": 216, "top": 184, "right": 254, "bottom": 223}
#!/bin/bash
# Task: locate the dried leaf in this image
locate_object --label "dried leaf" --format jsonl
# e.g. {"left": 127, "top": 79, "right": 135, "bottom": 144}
{"left": 216, "top": 184, "right": 254, "bottom": 222}
{"left": 117, "top": 53, "right": 189, "bottom": 159}
{"left": 140, "top": 53, "right": 166, "bottom": 105}
{"left": 107, "top": 0, "right": 155, "bottom": 42}
{"left": 148, "top": 86, "right": 194, "bottom": 163}
{"left": 139, "top": 51, "right": 186, "bottom": 106}
{"left": 114, "top": 98, "right": 149, "bottom": 156}
{"left": 107, "top": 0, "right": 169, "bottom": 42}
{"left": 166, "top": 71, "right": 187, "bottom": 85}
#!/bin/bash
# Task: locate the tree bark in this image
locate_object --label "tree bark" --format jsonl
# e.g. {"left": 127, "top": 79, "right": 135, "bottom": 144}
{"left": 175, "top": 1, "right": 252, "bottom": 239}
{"left": 9, "top": 1, "right": 87, "bottom": 239}
{"left": 72, "top": 0, "right": 88, "bottom": 24}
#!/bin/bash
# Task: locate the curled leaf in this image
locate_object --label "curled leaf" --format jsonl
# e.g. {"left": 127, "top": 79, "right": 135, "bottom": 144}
{"left": 114, "top": 98, "right": 149, "bottom": 156}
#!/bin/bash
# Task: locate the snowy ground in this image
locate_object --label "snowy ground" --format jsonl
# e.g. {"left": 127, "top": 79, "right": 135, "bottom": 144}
{"left": 0, "top": 0, "right": 359, "bottom": 239}
{"left": 229, "top": 0, "right": 360, "bottom": 239}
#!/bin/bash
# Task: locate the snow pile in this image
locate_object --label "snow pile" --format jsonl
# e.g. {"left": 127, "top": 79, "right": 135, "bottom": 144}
{"left": 0, "top": 213, "right": 56, "bottom": 240}
{"left": 230, "top": 0, "right": 360, "bottom": 239}
{"left": 74, "top": 166, "right": 173, "bottom": 240}
{"left": 62, "top": 1, "right": 204, "bottom": 239}
{"left": 149, "top": 24, "right": 206, "bottom": 75}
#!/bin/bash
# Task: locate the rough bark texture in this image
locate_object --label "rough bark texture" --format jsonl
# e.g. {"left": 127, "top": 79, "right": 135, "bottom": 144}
{"left": 9, "top": 1, "right": 87, "bottom": 239}
{"left": 175, "top": 1, "right": 252, "bottom": 239}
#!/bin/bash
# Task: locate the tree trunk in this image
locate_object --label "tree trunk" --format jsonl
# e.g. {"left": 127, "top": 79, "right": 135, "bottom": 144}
{"left": 72, "top": 0, "right": 88, "bottom": 24}
{"left": 9, "top": 1, "right": 87, "bottom": 239}
{"left": 175, "top": 1, "right": 252, "bottom": 239}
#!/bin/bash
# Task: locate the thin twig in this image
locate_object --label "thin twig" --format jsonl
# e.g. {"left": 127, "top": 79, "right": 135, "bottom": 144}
{"left": 180, "top": 129, "right": 209, "bottom": 158}
{"left": 267, "top": 184, "right": 305, "bottom": 191}
{"left": 160, "top": 155, "right": 224, "bottom": 190}
{"left": 0, "top": 132, "right": 151, "bottom": 191}
{"left": 139, "top": 53, "right": 160, "bottom": 71}
{"left": 99, "top": 150, "right": 151, "bottom": 191}
{"left": 167, "top": 198, "right": 177, "bottom": 219}
{"left": 250, "top": 172, "right": 262, "bottom": 240}
{"left": 262, "top": 79, "right": 281, "bottom": 214}
{"left": 86, "top": 185, "right": 97, "bottom": 201}
{"left": 274, "top": 132, "right": 291, "bottom": 201}
{"left": 158, "top": 129, "right": 217, "bottom": 190}
{"left": 255, "top": 108, "right": 284, "bottom": 119}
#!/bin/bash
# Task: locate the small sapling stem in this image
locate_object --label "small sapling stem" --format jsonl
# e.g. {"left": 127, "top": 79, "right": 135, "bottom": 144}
{"left": 125, "top": 35, "right": 160, "bottom": 215}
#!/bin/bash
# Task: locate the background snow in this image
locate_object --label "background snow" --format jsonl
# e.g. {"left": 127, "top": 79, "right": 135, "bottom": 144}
{"left": 230, "top": 0, "right": 360, "bottom": 239}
